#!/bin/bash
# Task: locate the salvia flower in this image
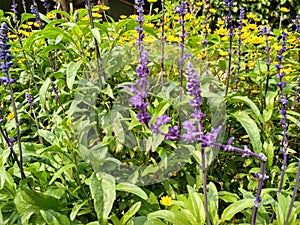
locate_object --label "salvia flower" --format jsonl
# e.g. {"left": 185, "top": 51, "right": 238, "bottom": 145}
{"left": 150, "top": 115, "right": 171, "bottom": 134}
{"left": 0, "top": 23, "right": 14, "bottom": 74}
{"left": 30, "top": 4, "right": 43, "bottom": 29}
{"left": 126, "top": 0, "right": 151, "bottom": 125}
{"left": 235, "top": 7, "right": 245, "bottom": 90}
{"left": 25, "top": 92, "right": 34, "bottom": 108}
{"left": 40, "top": 0, "right": 51, "bottom": 13}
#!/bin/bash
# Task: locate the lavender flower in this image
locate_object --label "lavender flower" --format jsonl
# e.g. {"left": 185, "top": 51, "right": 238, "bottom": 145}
{"left": 165, "top": 126, "right": 179, "bottom": 140}
{"left": 224, "top": 0, "right": 235, "bottom": 95}
{"left": 11, "top": 0, "right": 18, "bottom": 23}
{"left": 175, "top": 1, "right": 188, "bottom": 100}
{"left": 235, "top": 7, "right": 245, "bottom": 90}
{"left": 151, "top": 115, "right": 171, "bottom": 134}
{"left": 125, "top": 0, "right": 151, "bottom": 125}
{"left": 270, "top": 31, "right": 289, "bottom": 223}
{"left": 41, "top": 0, "right": 51, "bottom": 13}
{"left": 0, "top": 23, "right": 14, "bottom": 74}
{"left": 25, "top": 92, "right": 34, "bottom": 108}
{"left": 30, "top": 4, "right": 43, "bottom": 29}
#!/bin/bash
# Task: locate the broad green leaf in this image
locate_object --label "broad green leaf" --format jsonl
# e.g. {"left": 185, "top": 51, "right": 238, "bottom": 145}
{"left": 116, "top": 182, "right": 148, "bottom": 200}
{"left": 148, "top": 210, "right": 191, "bottom": 225}
{"left": 40, "top": 210, "right": 70, "bottom": 225}
{"left": 218, "top": 191, "right": 239, "bottom": 203}
{"left": 67, "top": 61, "right": 82, "bottom": 90}
{"left": 90, "top": 172, "right": 116, "bottom": 224}
{"left": 120, "top": 202, "right": 141, "bottom": 224}
{"left": 221, "top": 199, "right": 254, "bottom": 222}
{"left": 14, "top": 187, "right": 64, "bottom": 217}
{"left": 21, "top": 13, "right": 36, "bottom": 24}
{"left": 230, "top": 96, "right": 264, "bottom": 123}
{"left": 187, "top": 185, "right": 205, "bottom": 225}
{"left": 208, "top": 182, "right": 219, "bottom": 225}
{"left": 37, "top": 129, "right": 58, "bottom": 145}
{"left": 233, "top": 111, "right": 262, "bottom": 154}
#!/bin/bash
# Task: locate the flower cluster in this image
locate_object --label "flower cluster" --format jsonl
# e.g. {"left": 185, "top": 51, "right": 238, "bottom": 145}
{"left": 0, "top": 22, "right": 15, "bottom": 86}
{"left": 127, "top": 0, "right": 151, "bottom": 125}
{"left": 30, "top": 4, "right": 43, "bottom": 29}
{"left": 236, "top": 7, "right": 245, "bottom": 89}
{"left": 41, "top": 0, "right": 51, "bottom": 13}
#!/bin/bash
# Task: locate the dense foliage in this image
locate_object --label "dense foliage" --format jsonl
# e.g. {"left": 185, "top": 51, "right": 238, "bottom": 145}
{"left": 0, "top": 0, "right": 299, "bottom": 225}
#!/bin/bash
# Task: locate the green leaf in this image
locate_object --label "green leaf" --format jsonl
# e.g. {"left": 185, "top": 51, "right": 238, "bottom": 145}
{"left": 40, "top": 210, "right": 70, "bottom": 225}
{"left": 39, "top": 77, "right": 51, "bottom": 110}
{"left": 90, "top": 172, "right": 116, "bottom": 224}
{"left": 21, "top": 13, "right": 36, "bottom": 24}
{"left": 218, "top": 191, "right": 239, "bottom": 203}
{"left": 120, "top": 202, "right": 141, "bottom": 224}
{"left": 221, "top": 199, "right": 254, "bottom": 222}
{"left": 37, "top": 129, "right": 58, "bottom": 145}
{"left": 14, "top": 187, "right": 64, "bottom": 218}
{"left": 187, "top": 185, "right": 205, "bottom": 224}
{"left": 116, "top": 182, "right": 148, "bottom": 200}
{"left": 49, "top": 163, "right": 76, "bottom": 185}
{"left": 70, "top": 201, "right": 88, "bottom": 221}
{"left": 233, "top": 111, "right": 262, "bottom": 154}
{"left": 263, "top": 139, "right": 274, "bottom": 168}
{"left": 230, "top": 96, "right": 264, "bottom": 123}
{"left": 208, "top": 182, "right": 219, "bottom": 224}
{"left": 67, "top": 61, "right": 82, "bottom": 90}
{"left": 148, "top": 210, "right": 191, "bottom": 225}
{"left": 91, "top": 28, "right": 101, "bottom": 43}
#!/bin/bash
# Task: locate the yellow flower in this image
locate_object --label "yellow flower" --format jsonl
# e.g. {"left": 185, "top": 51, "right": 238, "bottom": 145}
{"left": 198, "top": 53, "right": 206, "bottom": 59}
{"left": 166, "top": 35, "right": 180, "bottom": 42}
{"left": 251, "top": 89, "right": 260, "bottom": 94}
{"left": 246, "top": 24, "right": 257, "bottom": 30}
{"left": 145, "top": 23, "right": 154, "bottom": 28}
{"left": 160, "top": 196, "right": 172, "bottom": 206}
{"left": 129, "top": 14, "right": 138, "bottom": 20}
{"left": 147, "top": 0, "right": 158, "bottom": 2}
{"left": 8, "top": 33, "right": 17, "bottom": 39}
{"left": 273, "top": 43, "right": 282, "bottom": 51}
{"left": 215, "top": 26, "right": 228, "bottom": 36}
{"left": 6, "top": 112, "right": 14, "bottom": 121}
{"left": 249, "top": 36, "right": 264, "bottom": 45}
{"left": 184, "top": 13, "right": 194, "bottom": 20}
{"left": 120, "top": 15, "right": 127, "bottom": 19}
{"left": 209, "top": 8, "right": 216, "bottom": 14}
{"left": 33, "top": 22, "right": 40, "bottom": 28}
{"left": 18, "top": 58, "right": 25, "bottom": 63}
{"left": 196, "top": 2, "right": 203, "bottom": 6}
{"left": 46, "top": 12, "right": 56, "bottom": 19}
{"left": 246, "top": 61, "right": 255, "bottom": 68}
{"left": 279, "top": 7, "right": 290, "bottom": 12}
{"left": 219, "top": 51, "right": 228, "bottom": 56}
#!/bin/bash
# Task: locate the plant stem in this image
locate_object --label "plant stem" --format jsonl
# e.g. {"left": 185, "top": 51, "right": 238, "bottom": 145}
{"left": 284, "top": 159, "right": 300, "bottom": 225}
{"left": 201, "top": 146, "right": 211, "bottom": 225}
{"left": 160, "top": 0, "right": 165, "bottom": 86}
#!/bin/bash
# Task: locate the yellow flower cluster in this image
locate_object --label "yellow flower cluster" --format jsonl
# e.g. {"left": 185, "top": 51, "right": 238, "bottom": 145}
{"left": 160, "top": 196, "right": 172, "bottom": 206}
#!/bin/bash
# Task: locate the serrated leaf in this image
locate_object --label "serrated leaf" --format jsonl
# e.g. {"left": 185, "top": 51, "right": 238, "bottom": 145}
{"left": 116, "top": 182, "right": 148, "bottom": 200}
{"left": 233, "top": 111, "right": 262, "bottom": 154}
{"left": 90, "top": 172, "right": 116, "bottom": 224}
{"left": 221, "top": 199, "right": 254, "bottom": 222}
{"left": 67, "top": 61, "right": 82, "bottom": 90}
